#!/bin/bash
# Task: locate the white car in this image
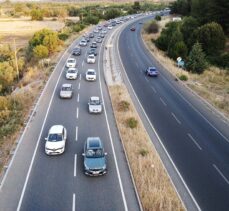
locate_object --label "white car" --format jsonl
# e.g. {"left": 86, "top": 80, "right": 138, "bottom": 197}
{"left": 101, "top": 30, "right": 107, "bottom": 34}
{"left": 108, "top": 25, "right": 113, "bottom": 30}
{"left": 66, "top": 58, "right": 76, "bottom": 68}
{"left": 60, "top": 84, "right": 73, "bottom": 98}
{"left": 87, "top": 54, "right": 96, "bottom": 64}
{"left": 79, "top": 40, "right": 87, "bottom": 46}
{"left": 86, "top": 69, "right": 96, "bottom": 81}
{"left": 66, "top": 68, "right": 78, "bottom": 80}
{"left": 45, "top": 125, "right": 67, "bottom": 155}
{"left": 88, "top": 96, "right": 103, "bottom": 114}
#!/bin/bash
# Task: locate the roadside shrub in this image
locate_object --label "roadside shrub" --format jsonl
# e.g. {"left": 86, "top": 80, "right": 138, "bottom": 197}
{"left": 72, "top": 24, "right": 82, "bottom": 32}
{"left": 30, "top": 9, "right": 44, "bottom": 21}
{"left": 126, "top": 117, "right": 138, "bottom": 129}
{"left": 155, "top": 15, "right": 161, "bottom": 21}
{"left": 83, "top": 15, "right": 99, "bottom": 25}
{"left": 179, "top": 74, "right": 188, "bottom": 81}
{"left": 58, "top": 32, "right": 69, "bottom": 41}
{"left": 139, "top": 149, "right": 149, "bottom": 157}
{"left": 118, "top": 100, "right": 130, "bottom": 112}
{"left": 168, "top": 41, "right": 188, "bottom": 60}
{"left": 145, "top": 20, "right": 159, "bottom": 34}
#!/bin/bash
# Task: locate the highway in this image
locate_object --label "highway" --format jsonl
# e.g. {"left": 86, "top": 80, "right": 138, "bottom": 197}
{"left": 0, "top": 23, "right": 140, "bottom": 211}
{"left": 118, "top": 16, "right": 229, "bottom": 211}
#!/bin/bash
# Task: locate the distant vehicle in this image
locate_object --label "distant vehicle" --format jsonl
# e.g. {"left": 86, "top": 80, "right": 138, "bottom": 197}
{"left": 108, "top": 25, "right": 113, "bottom": 30}
{"left": 60, "top": 84, "right": 73, "bottom": 98}
{"left": 66, "top": 58, "right": 76, "bottom": 68}
{"left": 87, "top": 54, "right": 96, "bottom": 64}
{"left": 66, "top": 68, "right": 78, "bottom": 80}
{"left": 145, "top": 67, "right": 159, "bottom": 77}
{"left": 45, "top": 125, "right": 67, "bottom": 155}
{"left": 72, "top": 47, "right": 81, "bottom": 56}
{"left": 90, "top": 42, "right": 97, "bottom": 48}
{"left": 88, "top": 96, "right": 103, "bottom": 114}
{"left": 93, "top": 28, "right": 99, "bottom": 33}
{"left": 79, "top": 40, "right": 87, "bottom": 46}
{"left": 87, "top": 48, "right": 97, "bottom": 56}
{"left": 86, "top": 69, "right": 96, "bottom": 81}
{"left": 101, "top": 29, "right": 107, "bottom": 34}
{"left": 89, "top": 33, "right": 94, "bottom": 38}
{"left": 130, "top": 27, "right": 136, "bottom": 31}
{"left": 82, "top": 137, "right": 107, "bottom": 176}
{"left": 97, "top": 25, "right": 102, "bottom": 30}
{"left": 95, "top": 38, "right": 102, "bottom": 43}
{"left": 84, "top": 36, "right": 90, "bottom": 42}
{"left": 99, "top": 33, "right": 105, "bottom": 38}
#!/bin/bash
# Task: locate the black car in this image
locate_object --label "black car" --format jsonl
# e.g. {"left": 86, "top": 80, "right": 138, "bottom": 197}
{"left": 72, "top": 47, "right": 81, "bottom": 56}
{"left": 84, "top": 36, "right": 90, "bottom": 42}
{"left": 87, "top": 48, "right": 97, "bottom": 56}
{"left": 82, "top": 137, "right": 107, "bottom": 176}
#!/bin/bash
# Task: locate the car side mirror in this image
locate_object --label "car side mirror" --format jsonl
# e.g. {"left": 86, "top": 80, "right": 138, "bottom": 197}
{"left": 82, "top": 153, "right": 85, "bottom": 156}
{"left": 45, "top": 137, "right": 48, "bottom": 141}
{"left": 104, "top": 152, "right": 108, "bottom": 156}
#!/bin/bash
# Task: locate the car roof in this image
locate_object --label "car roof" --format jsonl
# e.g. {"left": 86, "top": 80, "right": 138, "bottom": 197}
{"left": 67, "top": 58, "right": 76, "bottom": 62}
{"left": 149, "top": 67, "right": 156, "bottom": 70}
{"left": 90, "top": 96, "right": 100, "bottom": 101}
{"left": 62, "top": 83, "right": 72, "bottom": 88}
{"left": 49, "top": 125, "right": 64, "bottom": 134}
{"left": 87, "top": 69, "right": 95, "bottom": 72}
{"left": 86, "top": 137, "right": 102, "bottom": 149}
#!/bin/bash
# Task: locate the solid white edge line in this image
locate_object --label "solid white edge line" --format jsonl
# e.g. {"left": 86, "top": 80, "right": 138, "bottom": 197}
{"left": 74, "top": 154, "right": 77, "bottom": 177}
{"left": 187, "top": 133, "right": 202, "bottom": 151}
{"left": 171, "top": 112, "right": 181, "bottom": 124}
{"left": 117, "top": 21, "right": 201, "bottom": 211}
{"left": 72, "top": 193, "right": 76, "bottom": 211}
{"left": 75, "top": 126, "right": 78, "bottom": 141}
{"left": 213, "top": 164, "right": 229, "bottom": 185}
{"left": 99, "top": 30, "right": 128, "bottom": 211}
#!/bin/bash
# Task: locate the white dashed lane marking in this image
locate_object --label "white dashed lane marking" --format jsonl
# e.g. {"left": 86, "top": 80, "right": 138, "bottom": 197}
{"left": 187, "top": 133, "right": 202, "bottom": 150}
{"left": 160, "top": 97, "right": 167, "bottom": 106}
{"left": 213, "top": 164, "right": 229, "bottom": 185}
{"left": 171, "top": 112, "right": 181, "bottom": 124}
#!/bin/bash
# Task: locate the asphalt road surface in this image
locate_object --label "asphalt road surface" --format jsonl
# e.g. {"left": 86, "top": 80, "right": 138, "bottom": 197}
{"left": 118, "top": 17, "right": 229, "bottom": 211}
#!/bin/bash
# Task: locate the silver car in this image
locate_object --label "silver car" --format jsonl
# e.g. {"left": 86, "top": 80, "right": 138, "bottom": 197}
{"left": 88, "top": 96, "right": 103, "bottom": 114}
{"left": 60, "top": 84, "right": 73, "bottom": 99}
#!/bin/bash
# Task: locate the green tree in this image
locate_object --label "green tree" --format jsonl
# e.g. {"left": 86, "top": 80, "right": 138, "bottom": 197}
{"left": 168, "top": 29, "right": 184, "bottom": 59}
{"left": 0, "top": 62, "right": 15, "bottom": 91}
{"left": 186, "top": 42, "right": 207, "bottom": 73}
{"left": 196, "top": 22, "right": 226, "bottom": 56}
{"left": 104, "top": 8, "right": 121, "bottom": 20}
{"left": 33, "top": 45, "right": 48, "bottom": 59}
{"left": 30, "top": 9, "right": 44, "bottom": 21}
{"left": 84, "top": 15, "right": 99, "bottom": 25}
{"left": 132, "top": 1, "right": 141, "bottom": 11}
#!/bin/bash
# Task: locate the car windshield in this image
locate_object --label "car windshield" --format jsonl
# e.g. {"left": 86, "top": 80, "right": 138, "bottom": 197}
{"left": 68, "top": 70, "right": 76, "bottom": 73}
{"left": 87, "top": 71, "right": 95, "bottom": 75}
{"left": 68, "top": 59, "right": 75, "bottom": 63}
{"left": 89, "top": 55, "right": 94, "bottom": 58}
{"left": 86, "top": 148, "right": 103, "bottom": 158}
{"left": 90, "top": 99, "right": 100, "bottom": 105}
{"left": 150, "top": 68, "right": 156, "bottom": 71}
{"left": 62, "top": 86, "right": 71, "bottom": 91}
{"left": 48, "top": 134, "right": 63, "bottom": 142}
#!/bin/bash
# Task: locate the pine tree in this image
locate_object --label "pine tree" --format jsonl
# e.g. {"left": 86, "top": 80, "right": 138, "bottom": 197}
{"left": 186, "top": 42, "right": 207, "bottom": 73}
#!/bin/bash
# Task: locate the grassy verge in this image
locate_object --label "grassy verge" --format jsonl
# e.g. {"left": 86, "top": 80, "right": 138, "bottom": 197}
{"left": 109, "top": 84, "right": 184, "bottom": 211}
{"left": 142, "top": 17, "right": 229, "bottom": 119}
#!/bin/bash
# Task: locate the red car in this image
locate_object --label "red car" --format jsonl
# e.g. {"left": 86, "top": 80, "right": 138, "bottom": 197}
{"left": 130, "top": 27, "right": 136, "bottom": 31}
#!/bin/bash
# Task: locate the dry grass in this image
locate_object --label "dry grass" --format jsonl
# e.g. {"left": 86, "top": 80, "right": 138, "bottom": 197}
{"left": 142, "top": 17, "right": 229, "bottom": 119}
{"left": 109, "top": 85, "right": 184, "bottom": 211}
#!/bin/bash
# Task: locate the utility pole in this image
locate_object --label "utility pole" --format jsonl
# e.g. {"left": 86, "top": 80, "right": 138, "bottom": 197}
{"left": 13, "top": 39, "right": 19, "bottom": 81}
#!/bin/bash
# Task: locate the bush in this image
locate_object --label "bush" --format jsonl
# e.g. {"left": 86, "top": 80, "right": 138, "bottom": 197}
{"left": 145, "top": 20, "right": 159, "bottom": 34}
{"left": 126, "top": 117, "right": 138, "bottom": 129}
{"left": 179, "top": 74, "right": 188, "bottom": 81}
{"left": 118, "top": 100, "right": 130, "bottom": 112}
{"left": 139, "top": 149, "right": 149, "bottom": 157}
{"left": 168, "top": 41, "right": 188, "bottom": 60}
{"left": 30, "top": 9, "right": 44, "bottom": 21}
{"left": 83, "top": 15, "right": 99, "bottom": 25}
{"left": 72, "top": 24, "right": 82, "bottom": 32}
{"left": 58, "top": 32, "right": 69, "bottom": 41}
{"left": 155, "top": 15, "right": 161, "bottom": 21}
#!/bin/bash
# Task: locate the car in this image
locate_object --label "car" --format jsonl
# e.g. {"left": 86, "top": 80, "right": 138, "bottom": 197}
{"left": 66, "top": 58, "right": 76, "bottom": 68}
{"left": 45, "top": 125, "right": 67, "bottom": 155}
{"left": 90, "top": 42, "right": 97, "bottom": 48}
{"left": 130, "top": 27, "right": 136, "bottom": 31}
{"left": 87, "top": 54, "right": 96, "bottom": 64}
{"left": 88, "top": 96, "right": 103, "bottom": 114}
{"left": 85, "top": 69, "right": 96, "bottom": 81}
{"left": 108, "top": 25, "right": 113, "bottom": 30}
{"left": 79, "top": 40, "right": 87, "bottom": 46}
{"left": 89, "top": 33, "right": 94, "bottom": 38}
{"left": 93, "top": 28, "right": 99, "bottom": 33}
{"left": 145, "top": 66, "right": 159, "bottom": 77}
{"left": 82, "top": 137, "right": 107, "bottom": 176}
{"left": 97, "top": 25, "right": 102, "bottom": 30}
{"left": 95, "top": 38, "right": 102, "bottom": 43}
{"left": 101, "top": 29, "right": 107, "bottom": 34}
{"left": 66, "top": 68, "right": 78, "bottom": 80}
{"left": 84, "top": 36, "right": 90, "bottom": 42}
{"left": 87, "top": 48, "right": 97, "bottom": 56}
{"left": 60, "top": 83, "right": 73, "bottom": 98}
{"left": 72, "top": 47, "right": 81, "bottom": 56}
{"left": 99, "top": 33, "right": 105, "bottom": 38}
